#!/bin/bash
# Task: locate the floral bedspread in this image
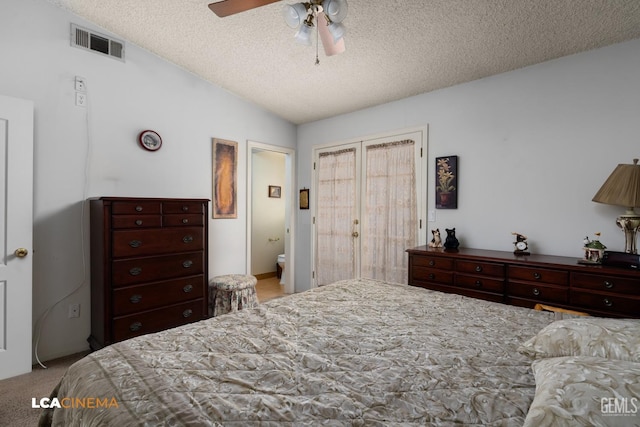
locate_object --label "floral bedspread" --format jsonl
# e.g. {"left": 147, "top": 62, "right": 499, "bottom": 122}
{"left": 43, "top": 279, "right": 557, "bottom": 426}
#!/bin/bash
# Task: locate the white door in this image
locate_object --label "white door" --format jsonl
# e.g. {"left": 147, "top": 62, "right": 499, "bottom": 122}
{"left": 0, "top": 94, "right": 34, "bottom": 380}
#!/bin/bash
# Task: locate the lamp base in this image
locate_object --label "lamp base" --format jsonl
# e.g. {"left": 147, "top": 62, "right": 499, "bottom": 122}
{"left": 616, "top": 213, "right": 640, "bottom": 254}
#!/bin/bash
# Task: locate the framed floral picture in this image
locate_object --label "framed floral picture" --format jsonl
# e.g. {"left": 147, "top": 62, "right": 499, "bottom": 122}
{"left": 435, "top": 155, "right": 458, "bottom": 209}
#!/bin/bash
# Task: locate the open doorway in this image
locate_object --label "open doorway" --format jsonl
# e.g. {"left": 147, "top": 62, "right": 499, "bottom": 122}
{"left": 247, "top": 141, "right": 295, "bottom": 299}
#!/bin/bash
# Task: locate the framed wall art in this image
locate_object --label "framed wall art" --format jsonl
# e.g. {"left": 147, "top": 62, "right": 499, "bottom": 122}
{"left": 268, "top": 185, "right": 281, "bottom": 198}
{"left": 435, "top": 155, "right": 458, "bottom": 209}
{"left": 212, "top": 138, "right": 238, "bottom": 219}
{"left": 299, "top": 188, "right": 309, "bottom": 209}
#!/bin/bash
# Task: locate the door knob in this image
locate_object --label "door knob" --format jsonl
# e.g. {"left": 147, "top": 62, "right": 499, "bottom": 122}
{"left": 14, "top": 248, "right": 28, "bottom": 258}
{"left": 352, "top": 231, "right": 359, "bottom": 238}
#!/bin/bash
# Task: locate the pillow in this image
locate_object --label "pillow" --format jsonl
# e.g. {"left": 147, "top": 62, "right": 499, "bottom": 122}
{"left": 523, "top": 356, "right": 640, "bottom": 427}
{"left": 518, "top": 318, "right": 640, "bottom": 362}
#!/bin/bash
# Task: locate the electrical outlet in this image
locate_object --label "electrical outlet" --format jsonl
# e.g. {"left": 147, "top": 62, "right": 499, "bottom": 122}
{"left": 68, "top": 304, "right": 80, "bottom": 318}
{"left": 75, "top": 92, "right": 87, "bottom": 107}
{"left": 75, "top": 76, "right": 86, "bottom": 92}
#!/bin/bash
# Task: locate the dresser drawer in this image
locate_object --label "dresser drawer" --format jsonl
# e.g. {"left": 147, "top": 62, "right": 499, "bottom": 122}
{"left": 507, "top": 282, "right": 568, "bottom": 304}
{"left": 112, "top": 227, "right": 204, "bottom": 258}
{"left": 455, "top": 274, "right": 504, "bottom": 293}
{"left": 456, "top": 260, "right": 504, "bottom": 277}
{"left": 112, "top": 215, "right": 162, "bottom": 229}
{"left": 112, "top": 251, "right": 204, "bottom": 286}
{"left": 508, "top": 266, "right": 568, "bottom": 285}
{"left": 411, "top": 255, "right": 454, "bottom": 270}
{"left": 571, "top": 272, "right": 640, "bottom": 295}
{"left": 112, "top": 201, "right": 161, "bottom": 215}
{"left": 112, "top": 275, "right": 205, "bottom": 316}
{"left": 570, "top": 290, "right": 640, "bottom": 316}
{"left": 163, "top": 214, "right": 204, "bottom": 227}
{"left": 112, "top": 300, "right": 203, "bottom": 342}
{"left": 163, "top": 201, "right": 205, "bottom": 214}
{"left": 411, "top": 266, "right": 454, "bottom": 285}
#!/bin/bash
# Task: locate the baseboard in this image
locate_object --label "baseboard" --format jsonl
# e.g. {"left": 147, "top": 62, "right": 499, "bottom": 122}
{"left": 254, "top": 271, "right": 277, "bottom": 280}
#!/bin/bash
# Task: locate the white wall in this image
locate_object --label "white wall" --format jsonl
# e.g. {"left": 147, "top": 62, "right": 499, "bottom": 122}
{"left": 296, "top": 38, "right": 640, "bottom": 292}
{"left": 251, "top": 151, "right": 286, "bottom": 275}
{"left": 0, "top": 0, "right": 296, "bottom": 362}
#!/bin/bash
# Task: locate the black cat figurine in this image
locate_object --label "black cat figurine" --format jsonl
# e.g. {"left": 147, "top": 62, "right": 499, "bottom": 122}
{"left": 443, "top": 228, "right": 459, "bottom": 251}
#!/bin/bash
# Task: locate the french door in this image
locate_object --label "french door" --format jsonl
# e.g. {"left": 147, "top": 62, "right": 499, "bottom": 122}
{"left": 313, "top": 130, "right": 424, "bottom": 287}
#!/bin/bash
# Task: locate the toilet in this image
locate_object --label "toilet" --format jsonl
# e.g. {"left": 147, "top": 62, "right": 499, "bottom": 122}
{"left": 277, "top": 254, "right": 285, "bottom": 285}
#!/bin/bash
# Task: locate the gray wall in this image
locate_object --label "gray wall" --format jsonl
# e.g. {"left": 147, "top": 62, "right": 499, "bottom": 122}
{"left": 295, "top": 38, "right": 640, "bottom": 292}
{"left": 0, "top": 0, "right": 296, "bottom": 362}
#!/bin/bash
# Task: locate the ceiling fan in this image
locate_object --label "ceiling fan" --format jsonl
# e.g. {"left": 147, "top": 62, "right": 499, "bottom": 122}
{"left": 208, "top": 0, "right": 349, "bottom": 61}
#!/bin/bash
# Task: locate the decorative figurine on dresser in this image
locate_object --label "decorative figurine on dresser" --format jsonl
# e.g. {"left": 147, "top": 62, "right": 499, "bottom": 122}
{"left": 428, "top": 229, "right": 443, "bottom": 248}
{"left": 443, "top": 228, "right": 460, "bottom": 251}
{"left": 88, "top": 197, "right": 209, "bottom": 350}
{"left": 581, "top": 232, "right": 607, "bottom": 264}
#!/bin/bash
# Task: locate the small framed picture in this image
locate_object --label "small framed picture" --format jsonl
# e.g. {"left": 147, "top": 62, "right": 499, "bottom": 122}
{"left": 268, "top": 185, "right": 281, "bottom": 198}
{"left": 300, "top": 188, "right": 309, "bottom": 209}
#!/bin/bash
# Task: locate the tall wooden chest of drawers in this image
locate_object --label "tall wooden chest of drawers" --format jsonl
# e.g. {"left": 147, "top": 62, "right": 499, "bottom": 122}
{"left": 88, "top": 197, "right": 209, "bottom": 350}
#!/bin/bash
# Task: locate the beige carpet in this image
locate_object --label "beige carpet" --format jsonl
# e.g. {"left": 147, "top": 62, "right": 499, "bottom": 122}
{"left": 0, "top": 351, "right": 88, "bottom": 426}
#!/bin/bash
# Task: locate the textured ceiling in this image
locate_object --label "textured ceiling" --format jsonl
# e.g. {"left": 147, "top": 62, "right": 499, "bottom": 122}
{"left": 48, "top": 0, "right": 640, "bottom": 124}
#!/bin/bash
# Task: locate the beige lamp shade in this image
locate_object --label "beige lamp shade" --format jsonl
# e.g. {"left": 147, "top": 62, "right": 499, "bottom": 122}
{"left": 592, "top": 158, "right": 640, "bottom": 253}
{"left": 592, "top": 159, "right": 640, "bottom": 210}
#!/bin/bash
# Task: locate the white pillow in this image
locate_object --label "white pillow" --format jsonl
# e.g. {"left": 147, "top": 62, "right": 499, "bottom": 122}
{"left": 523, "top": 356, "right": 640, "bottom": 426}
{"left": 518, "top": 318, "right": 640, "bottom": 362}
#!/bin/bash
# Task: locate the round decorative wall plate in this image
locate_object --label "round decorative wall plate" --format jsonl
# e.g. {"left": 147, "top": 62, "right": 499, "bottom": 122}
{"left": 138, "top": 130, "right": 162, "bottom": 151}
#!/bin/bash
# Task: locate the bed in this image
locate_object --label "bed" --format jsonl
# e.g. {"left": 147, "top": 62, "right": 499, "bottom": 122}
{"left": 40, "top": 279, "right": 640, "bottom": 426}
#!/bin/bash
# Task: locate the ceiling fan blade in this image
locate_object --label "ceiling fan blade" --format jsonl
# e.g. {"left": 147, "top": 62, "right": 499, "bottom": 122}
{"left": 208, "top": 0, "right": 281, "bottom": 17}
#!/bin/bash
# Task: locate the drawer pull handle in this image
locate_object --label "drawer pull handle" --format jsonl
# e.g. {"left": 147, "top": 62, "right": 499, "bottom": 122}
{"left": 532, "top": 288, "right": 540, "bottom": 296}
{"left": 182, "top": 218, "right": 189, "bottom": 224}
{"left": 428, "top": 273, "right": 435, "bottom": 280}
{"left": 183, "top": 235, "right": 194, "bottom": 244}
{"left": 129, "top": 294, "right": 142, "bottom": 304}
{"left": 135, "top": 220, "right": 143, "bottom": 226}
{"left": 183, "top": 285, "right": 193, "bottom": 293}
{"left": 603, "top": 281, "right": 614, "bottom": 289}
{"left": 182, "top": 206, "right": 189, "bottom": 212}
{"left": 129, "top": 322, "right": 142, "bottom": 332}
{"left": 183, "top": 260, "right": 193, "bottom": 268}
{"left": 129, "top": 240, "right": 142, "bottom": 248}
{"left": 183, "top": 309, "right": 193, "bottom": 318}
{"left": 475, "top": 266, "right": 483, "bottom": 272}
{"left": 533, "top": 272, "right": 541, "bottom": 280}
{"left": 603, "top": 298, "right": 613, "bottom": 307}
{"left": 129, "top": 267, "right": 142, "bottom": 276}
{"left": 428, "top": 260, "right": 435, "bottom": 266}
{"left": 475, "top": 280, "right": 482, "bottom": 287}
{"left": 135, "top": 206, "right": 143, "bottom": 212}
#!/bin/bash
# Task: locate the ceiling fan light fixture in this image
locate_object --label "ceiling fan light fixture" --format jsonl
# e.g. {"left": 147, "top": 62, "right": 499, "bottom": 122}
{"left": 318, "top": 13, "right": 345, "bottom": 56}
{"left": 294, "top": 22, "right": 313, "bottom": 45}
{"left": 283, "top": 3, "right": 309, "bottom": 29}
{"left": 323, "top": 0, "right": 348, "bottom": 23}
{"left": 327, "top": 21, "right": 345, "bottom": 42}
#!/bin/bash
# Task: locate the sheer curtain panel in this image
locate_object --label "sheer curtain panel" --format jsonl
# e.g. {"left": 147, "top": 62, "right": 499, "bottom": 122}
{"left": 362, "top": 140, "right": 417, "bottom": 284}
{"left": 315, "top": 148, "right": 357, "bottom": 286}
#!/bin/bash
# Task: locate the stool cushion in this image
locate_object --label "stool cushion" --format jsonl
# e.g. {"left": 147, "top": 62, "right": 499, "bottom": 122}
{"left": 209, "top": 274, "right": 258, "bottom": 317}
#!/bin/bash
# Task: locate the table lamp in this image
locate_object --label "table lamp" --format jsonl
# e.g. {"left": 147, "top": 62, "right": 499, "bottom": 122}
{"left": 592, "top": 158, "right": 640, "bottom": 254}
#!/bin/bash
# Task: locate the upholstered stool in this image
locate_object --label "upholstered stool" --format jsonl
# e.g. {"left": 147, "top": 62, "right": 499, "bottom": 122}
{"left": 209, "top": 274, "right": 259, "bottom": 316}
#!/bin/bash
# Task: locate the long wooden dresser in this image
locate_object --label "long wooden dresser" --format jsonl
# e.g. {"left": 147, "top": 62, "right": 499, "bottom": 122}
{"left": 88, "top": 197, "right": 209, "bottom": 350}
{"left": 407, "top": 246, "right": 640, "bottom": 318}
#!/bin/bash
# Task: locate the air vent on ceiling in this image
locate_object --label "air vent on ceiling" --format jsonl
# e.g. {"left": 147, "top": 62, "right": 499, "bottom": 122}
{"left": 71, "top": 24, "right": 125, "bottom": 62}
